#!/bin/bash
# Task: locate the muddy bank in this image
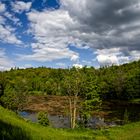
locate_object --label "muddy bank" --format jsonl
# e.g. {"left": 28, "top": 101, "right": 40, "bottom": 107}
{"left": 23, "top": 95, "right": 69, "bottom": 115}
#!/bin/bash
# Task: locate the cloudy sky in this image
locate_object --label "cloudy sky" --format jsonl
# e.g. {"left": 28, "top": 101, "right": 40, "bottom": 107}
{"left": 0, "top": 0, "right": 140, "bottom": 70}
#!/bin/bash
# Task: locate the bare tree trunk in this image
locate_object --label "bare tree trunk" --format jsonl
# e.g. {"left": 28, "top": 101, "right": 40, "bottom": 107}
{"left": 72, "top": 94, "right": 78, "bottom": 129}
{"left": 69, "top": 96, "right": 78, "bottom": 129}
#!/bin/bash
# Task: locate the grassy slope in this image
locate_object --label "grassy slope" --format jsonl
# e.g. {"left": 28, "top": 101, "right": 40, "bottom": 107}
{"left": 0, "top": 106, "right": 140, "bottom": 140}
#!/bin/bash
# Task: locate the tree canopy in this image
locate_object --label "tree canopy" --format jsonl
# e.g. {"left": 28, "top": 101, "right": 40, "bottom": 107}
{"left": 0, "top": 60, "right": 139, "bottom": 109}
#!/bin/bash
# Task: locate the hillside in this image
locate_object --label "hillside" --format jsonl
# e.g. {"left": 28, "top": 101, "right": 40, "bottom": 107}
{"left": 0, "top": 106, "right": 140, "bottom": 140}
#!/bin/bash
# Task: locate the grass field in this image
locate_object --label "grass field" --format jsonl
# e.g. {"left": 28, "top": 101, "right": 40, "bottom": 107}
{"left": 0, "top": 106, "right": 140, "bottom": 140}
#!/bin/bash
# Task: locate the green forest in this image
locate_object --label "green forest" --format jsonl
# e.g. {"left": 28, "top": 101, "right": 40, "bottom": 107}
{"left": 0, "top": 60, "right": 140, "bottom": 139}
{"left": 0, "top": 60, "right": 140, "bottom": 104}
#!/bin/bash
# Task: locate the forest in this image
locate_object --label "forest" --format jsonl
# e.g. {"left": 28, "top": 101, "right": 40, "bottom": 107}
{"left": 0, "top": 60, "right": 139, "bottom": 121}
{"left": 0, "top": 60, "right": 140, "bottom": 139}
{"left": 0, "top": 60, "right": 140, "bottom": 103}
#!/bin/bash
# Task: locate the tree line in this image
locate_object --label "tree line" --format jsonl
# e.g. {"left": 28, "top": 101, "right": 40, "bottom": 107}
{"left": 0, "top": 60, "right": 139, "bottom": 107}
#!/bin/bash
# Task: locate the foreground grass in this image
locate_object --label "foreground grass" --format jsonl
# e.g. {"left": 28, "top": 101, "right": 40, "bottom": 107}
{"left": 0, "top": 106, "right": 140, "bottom": 140}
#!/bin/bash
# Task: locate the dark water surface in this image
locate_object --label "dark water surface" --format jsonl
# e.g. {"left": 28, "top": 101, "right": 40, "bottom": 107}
{"left": 102, "top": 101, "right": 140, "bottom": 123}
{"left": 19, "top": 101, "right": 140, "bottom": 128}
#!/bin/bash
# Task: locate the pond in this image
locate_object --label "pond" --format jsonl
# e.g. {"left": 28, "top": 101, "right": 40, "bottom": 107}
{"left": 19, "top": 101, "right": 140, "bottom": 128}
{"left": 19, "top": 112, "right": 71, "bottom": 128}
{"left": 18, "top": 112, "right": 107, "bottom": 128}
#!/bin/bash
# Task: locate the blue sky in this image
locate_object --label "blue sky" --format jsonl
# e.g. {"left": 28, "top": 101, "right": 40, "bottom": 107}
{"left": 0, "top": 0, "right": 140, "bottom": 70}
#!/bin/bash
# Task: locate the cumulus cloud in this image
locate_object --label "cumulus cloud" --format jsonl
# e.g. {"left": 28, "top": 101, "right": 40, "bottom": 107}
{"left": 95, "top": 48, "right": 140, "bottom": 66}
{"left": 11, "top": 1, "right": 32, "bottom": 13}
{"left": 0, "top": 16, "right": 5, "bottom": 24}
{"left": 130, "top": 50, "right": 140, "bottom": 61}
{"left": 0, "top": 24, "right": 22, "bottom": 44}
{"left": 65, "top": 1, "right": 140, "bottom": 38}
{"left": 0, "top": 49, "right": 13, "bottom": 71}
{"left": 60, "top": 0, "right": 140, "bottom": 65}
{"left": 0, "top": 2, "right": 23, "bottom": 45}
{"left": 73, "top": 64, "right": 83, "bottom": 69}
{"left": 97, "top": 55, "right": 118, "bottom": 66}
{"left": 0, "top": 2, "right": 5, "bottom": 13}
{"left": 95, "top": 48, "right": 119, "bottom": 66}
{"left": 18, "top": 9, "right": 79, "bottom": 62}
{"left": 20, "top": 0, "right": 140, "bottom": 65}
{"left": 18, "top": 42, "right": 79, "bottom": 62}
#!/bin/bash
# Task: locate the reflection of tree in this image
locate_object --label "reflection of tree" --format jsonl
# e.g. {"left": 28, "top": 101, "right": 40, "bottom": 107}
{"left": 123, "top": 108, "right": 129, "bottom": 124}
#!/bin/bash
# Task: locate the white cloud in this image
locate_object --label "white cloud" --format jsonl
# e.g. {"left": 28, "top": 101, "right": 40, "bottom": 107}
{"left": 0, "top": 2, "right": 23, "bottom": 45}
{"left": 73, "top": 64, "right": 83, "bottom": 68}
{"left": 18, "top": 42, "right": 79, "bottom": 62}
{"left": 95, "top": 48, "right": 140, "bottom": 66}
{"left": 0, "top": 16, "right": 5, "bottom": 24}
{"left": 130, "top": 50, "right": 140, "bottom": 61}
{"left": 60, "top": 0, "right": 140, "bottom": 64}
{"left": 0, "top": 24, "right": 22, "bottom": 44}
{"left": 95, "top": 48, "right": 122, "bottom": 66}
{"left": 11, "top": 1, "right": 32, "bottom": 13}
{"left": 95, "top": 48, "right": 121, "bottom": 56}
{"left": 0, "top": 49, "right": 14, "bottom": 71}
{"left": 0, "top": 2, "right": 6, "bottom": 13}
{"left": 117, "top": 56, "right": 130, "bottom": 64}
{"left": 97, "top": 55, "right": 119, "bottom": 66}
{"left": 17, "top": 9, "right": 80, "bottom": 62}
{"left": 16, "top": 0, "right": 140, "bottom": 64}
{"left": 4, "top": 12, "right": 22, "bottom": 26}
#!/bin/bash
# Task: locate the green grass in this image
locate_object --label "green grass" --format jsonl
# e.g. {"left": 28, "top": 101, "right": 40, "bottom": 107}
{"left": 0, "top": 106, "right": 140, "bottom": 140}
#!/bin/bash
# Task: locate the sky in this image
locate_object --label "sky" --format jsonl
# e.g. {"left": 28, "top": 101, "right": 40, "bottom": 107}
{"left": 0, "top": 0, "right": 140, "bottom": 70}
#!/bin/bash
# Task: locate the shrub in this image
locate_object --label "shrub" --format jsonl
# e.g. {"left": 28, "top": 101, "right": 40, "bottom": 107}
{"left": 37, "top": 111, "right": 50, "bottom": 126}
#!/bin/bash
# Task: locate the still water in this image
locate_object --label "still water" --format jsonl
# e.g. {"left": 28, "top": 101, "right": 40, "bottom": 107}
{"left": 19, "top": 101, "right": 140, "bottom": 128}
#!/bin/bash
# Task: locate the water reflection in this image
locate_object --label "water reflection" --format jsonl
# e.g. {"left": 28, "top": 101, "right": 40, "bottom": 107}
{"left": 18, "top": 112, "right": 115, "bottom": 128}
{"left": 19, "top": 101, "right": 140, "bottom": 128}
{"left": 19, "top": 111, "right": 37, "bottom": 122}
{"left": 19, "top": 112, "right": 71, "bottom": 128}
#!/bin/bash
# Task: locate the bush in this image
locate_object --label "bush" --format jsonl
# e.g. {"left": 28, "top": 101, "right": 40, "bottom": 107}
{"left": 37, "top": 111, "right": 50, "bottom": 126}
